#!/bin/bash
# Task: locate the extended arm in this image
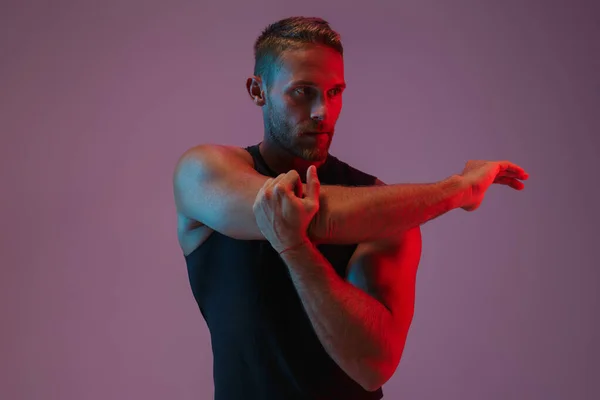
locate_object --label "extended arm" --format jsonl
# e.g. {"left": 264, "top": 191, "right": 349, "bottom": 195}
{"left": 173, "top": 144, "right": 466, "bottom": 244}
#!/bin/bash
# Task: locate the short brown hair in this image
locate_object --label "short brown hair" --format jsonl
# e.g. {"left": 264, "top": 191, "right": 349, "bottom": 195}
{"left": 253, "top": 17, "right": 344, "bottom": 88}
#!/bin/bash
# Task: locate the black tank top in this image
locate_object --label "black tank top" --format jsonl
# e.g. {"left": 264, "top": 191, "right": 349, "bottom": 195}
{"left": 184, "top": 143, "right": 383, "bottom": 400}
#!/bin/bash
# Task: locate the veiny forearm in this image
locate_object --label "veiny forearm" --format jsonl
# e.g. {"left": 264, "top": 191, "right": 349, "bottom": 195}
{"left": 279, "top": 241, "right": 403, "bottom": 391}
{"left": 309, "top": 175, "right": 466, "bottom": 244}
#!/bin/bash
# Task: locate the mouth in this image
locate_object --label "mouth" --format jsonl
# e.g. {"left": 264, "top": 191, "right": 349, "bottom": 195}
{"left": 303, "top": 131, "right": 331, "bottom": 136}
{"left": 302, "top": 132, "right": 331, "bottom": 146}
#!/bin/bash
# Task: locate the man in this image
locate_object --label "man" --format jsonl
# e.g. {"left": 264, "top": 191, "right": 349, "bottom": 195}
{"left": 172, "top": 16, "right": 528, "bottom": 400}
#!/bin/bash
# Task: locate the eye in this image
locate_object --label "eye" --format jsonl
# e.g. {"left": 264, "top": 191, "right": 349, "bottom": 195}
{"left": 294, "top": 87, "right": 307, "bottom": 95}
{"left": 329, "top": 88, "right": 342, "bottom": 96}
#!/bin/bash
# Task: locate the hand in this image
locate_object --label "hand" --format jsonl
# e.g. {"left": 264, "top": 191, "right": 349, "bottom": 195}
{"left": 253, "top": 165, "right": 321, "bottom": 253}
{"left": 459, "top": 160, "right": 529, "bottom": 211}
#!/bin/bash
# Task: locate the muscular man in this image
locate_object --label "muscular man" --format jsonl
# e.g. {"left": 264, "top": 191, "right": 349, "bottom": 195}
{"left": 172, "top": 16, "right": 528, "bottom": 400}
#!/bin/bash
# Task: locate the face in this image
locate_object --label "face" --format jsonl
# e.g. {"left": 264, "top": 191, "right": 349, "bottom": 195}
{"left": 261, "top": 44, "right": 345, "bottom": 162}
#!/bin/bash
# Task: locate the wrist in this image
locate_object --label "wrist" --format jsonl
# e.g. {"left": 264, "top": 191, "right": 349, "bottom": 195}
{"left": 278, "top": 236, "right": 312, "bottom": 255}
{"left": 440, "top": 174, "right": 469, "bottom": 210}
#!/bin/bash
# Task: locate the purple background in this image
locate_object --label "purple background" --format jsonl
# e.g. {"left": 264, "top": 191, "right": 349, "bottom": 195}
{"left": 1, "top": 1, "right": 598, "bottom": 399}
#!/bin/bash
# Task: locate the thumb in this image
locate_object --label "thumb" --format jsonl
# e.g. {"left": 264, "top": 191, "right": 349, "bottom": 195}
{"left": 306, "top": 165, "right": 320, "bottom": 202}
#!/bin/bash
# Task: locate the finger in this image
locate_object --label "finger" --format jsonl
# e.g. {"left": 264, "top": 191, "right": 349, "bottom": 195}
{"left": 264, "top": 175, "right": 282, "bottom": 190}
{"left": 498, "top": 170, "right": 529, "bottom": 180}
{"left": 306, "top": 165, "right": 320, "bottom": 201}
{"left": 260, "top": 177, "right": 275, "bottom": 198}
{"left": 274, "top": 170, "right": 301, "bottom": 196}
{"left": 498, "top": 161, "right": 529, "bottom": 180}
{"left": 494, "top": 176, "right": 525, "bottom": 190}
{"left": 260, "top": 178, "right": 274, "bottom": 193}
{"left": 293, "top": 171, "right": 303, "bottom": 198}
{"left": 265, "top": 174, "right": 290, "bottom": 198}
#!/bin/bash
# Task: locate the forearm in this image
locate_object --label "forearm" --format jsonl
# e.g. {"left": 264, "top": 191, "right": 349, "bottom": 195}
{"left": 279, "top": 241, "right": 405, "bottom": 391}
{"left": 310, "top": 175, "right": 466, "bottom": 244}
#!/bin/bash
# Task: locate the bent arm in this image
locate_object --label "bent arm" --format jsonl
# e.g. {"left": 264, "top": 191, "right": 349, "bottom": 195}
{"left": 278, "top": 239, "right": 396, "bottom": 391}
{"left": 173, "top": 144, "right": 466, "bottom": 243}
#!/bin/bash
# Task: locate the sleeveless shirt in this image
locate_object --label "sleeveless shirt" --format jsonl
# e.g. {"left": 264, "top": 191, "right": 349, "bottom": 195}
{"left": 184, "top": 143, "right": 384, "bottom": 400}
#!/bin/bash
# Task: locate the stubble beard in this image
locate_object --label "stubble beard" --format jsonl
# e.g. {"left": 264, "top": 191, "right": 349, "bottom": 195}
{"left": 266, "top": 105, "right": 330, "bottom": 162}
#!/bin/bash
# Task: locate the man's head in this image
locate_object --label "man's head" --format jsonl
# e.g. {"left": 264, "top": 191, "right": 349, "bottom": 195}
{"left": 246, "top": 17, "right": 345, "bottom": 162}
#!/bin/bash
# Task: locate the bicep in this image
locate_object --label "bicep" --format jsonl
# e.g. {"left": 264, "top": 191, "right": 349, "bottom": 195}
{"left": 172, "top": 144, "right": 268, "bottom": 240}
{"left": 346, "top": 226, "right": 422, "bottom": 321}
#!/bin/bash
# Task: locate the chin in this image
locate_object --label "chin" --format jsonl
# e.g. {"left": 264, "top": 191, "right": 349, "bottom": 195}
{"left": 299, "top": 147, "right": 328, "bottom": 162}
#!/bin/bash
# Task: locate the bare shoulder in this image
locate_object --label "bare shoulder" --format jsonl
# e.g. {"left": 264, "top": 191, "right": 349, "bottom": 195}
{"left": 174, "top": 143, "right": 253, "bottom": 176}
{"left": 173, "top": 143, "right": 254, "bottom": 256}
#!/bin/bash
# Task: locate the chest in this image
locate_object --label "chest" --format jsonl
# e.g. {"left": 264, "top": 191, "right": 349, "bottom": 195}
{"left": 185, "top": 233, "right": 357, "bottom": 326}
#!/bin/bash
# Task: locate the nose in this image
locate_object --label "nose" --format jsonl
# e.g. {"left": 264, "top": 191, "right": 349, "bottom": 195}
{"left": 310, "top": 98, "right": 328, "bottom": 122}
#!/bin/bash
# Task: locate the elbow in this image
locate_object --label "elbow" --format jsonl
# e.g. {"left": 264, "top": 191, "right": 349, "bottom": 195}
{"left": 360, "top": 379, "right": 383, "bottom": 393}
{"left": 357, "top": 316, "right": 410, "bottom": 391}
{"left": 357, "top": 369, "right": 388, "bottom": 392}
{"left": 358, "top": 353, "right": 402, "bottom": 392}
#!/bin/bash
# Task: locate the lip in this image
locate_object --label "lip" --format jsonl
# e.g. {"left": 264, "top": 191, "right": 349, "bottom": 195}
{"left": 304, "top": 132, "right": 330, "bottom": 144}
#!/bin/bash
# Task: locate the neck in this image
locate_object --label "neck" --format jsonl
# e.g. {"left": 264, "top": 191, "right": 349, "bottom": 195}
{"left": 258, "top": 138, "right": 327, "bottom": 179}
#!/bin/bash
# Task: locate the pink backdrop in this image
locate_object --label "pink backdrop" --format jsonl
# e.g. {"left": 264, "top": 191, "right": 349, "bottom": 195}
{"left": 1, "top": 0, "right": 598, "bottom": 399}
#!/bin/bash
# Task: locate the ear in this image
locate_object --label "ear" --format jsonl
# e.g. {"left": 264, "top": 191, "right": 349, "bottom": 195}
{"left": 246, "top": 76, "right": 266, "bottom": 106}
